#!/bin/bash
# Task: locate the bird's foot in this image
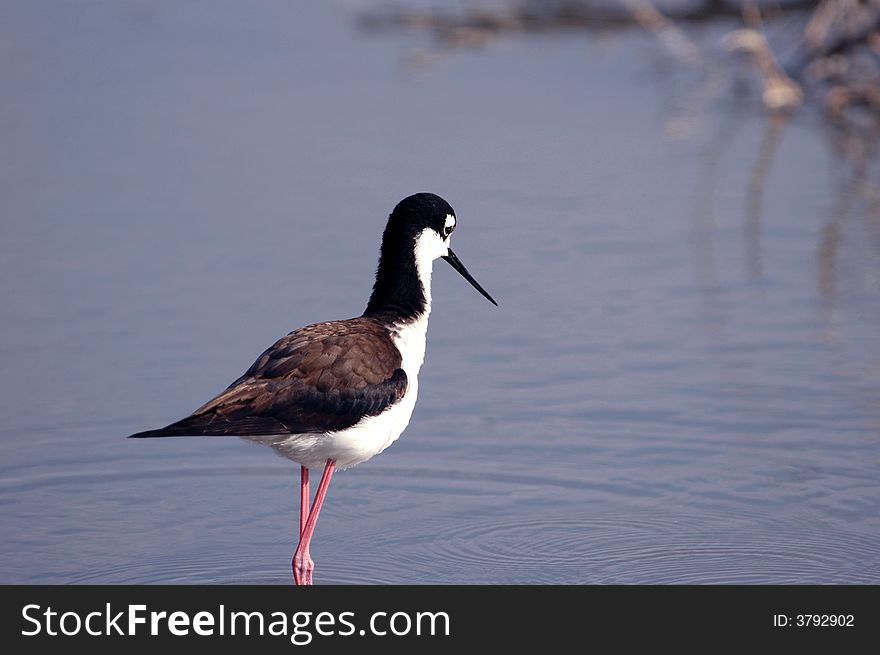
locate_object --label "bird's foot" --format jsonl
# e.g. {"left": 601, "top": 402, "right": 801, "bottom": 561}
{"left": 292, "top": 548, "right": 315, "bottom": 585}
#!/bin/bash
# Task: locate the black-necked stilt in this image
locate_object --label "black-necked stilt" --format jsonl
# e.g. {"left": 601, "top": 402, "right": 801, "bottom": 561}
{"left": 129, "top": 192, "right": 496, "bottom": 585}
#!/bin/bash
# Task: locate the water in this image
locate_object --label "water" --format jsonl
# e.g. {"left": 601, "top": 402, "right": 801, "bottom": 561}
{"left": 1, "top": 1, "right": 878, "bottom": 584}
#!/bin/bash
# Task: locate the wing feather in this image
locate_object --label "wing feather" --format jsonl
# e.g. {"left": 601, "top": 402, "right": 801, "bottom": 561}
{"left": 129, "top": 317, "right": 408, "bottom": 438}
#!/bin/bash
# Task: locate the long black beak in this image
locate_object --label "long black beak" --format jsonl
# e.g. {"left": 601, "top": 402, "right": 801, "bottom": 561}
{"left": 442, "top": 248, "right": 498, "bottom": 306}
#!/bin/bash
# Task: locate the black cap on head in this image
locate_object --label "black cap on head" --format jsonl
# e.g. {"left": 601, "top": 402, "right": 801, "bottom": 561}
{"left": 388, "top": 192, "right": 455, "bottom": 235}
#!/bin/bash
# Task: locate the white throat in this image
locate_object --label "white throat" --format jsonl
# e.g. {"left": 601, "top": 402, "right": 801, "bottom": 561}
{"left": 393, "top": 227, "right": 450, "bottom": 379}
{"left": 412, "top": 227, "right": 450, "bottom": 313}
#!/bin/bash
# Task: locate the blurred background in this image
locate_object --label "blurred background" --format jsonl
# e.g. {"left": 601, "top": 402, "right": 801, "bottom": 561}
{"left": 1, "top": 0, "right": 878, "bottom": 583}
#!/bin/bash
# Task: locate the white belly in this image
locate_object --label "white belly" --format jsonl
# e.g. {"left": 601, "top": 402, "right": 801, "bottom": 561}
{"left": 260, "top": 381, "right": 417, "bottom": 469}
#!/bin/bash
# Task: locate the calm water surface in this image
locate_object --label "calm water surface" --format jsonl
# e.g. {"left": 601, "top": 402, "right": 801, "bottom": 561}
{"left": 1, "top": 1, "right": 879, "bottom": 583}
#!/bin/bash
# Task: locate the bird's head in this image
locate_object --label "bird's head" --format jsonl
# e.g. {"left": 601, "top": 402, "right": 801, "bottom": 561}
{"left": 387, "top": 192, "right": 497, "bottom": 306}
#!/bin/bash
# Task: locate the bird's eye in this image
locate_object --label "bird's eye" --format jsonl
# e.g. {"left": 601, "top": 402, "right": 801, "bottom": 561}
{"left": 442, "top": 214, "right": 456, "bottom": 238}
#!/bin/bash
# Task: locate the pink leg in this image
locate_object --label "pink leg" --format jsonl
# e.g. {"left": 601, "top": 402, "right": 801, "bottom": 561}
{"left": 292, "top": 465, "right": 313, "bottom": 583}
{"left": 299, "top": 466, "right": 309, "bottom": 538}
{"left": 293, "top": 459, "right": 336, "bottom": 586}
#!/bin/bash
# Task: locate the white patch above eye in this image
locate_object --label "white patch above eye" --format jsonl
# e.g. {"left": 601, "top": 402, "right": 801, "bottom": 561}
{"left": 445, "top": 214, "right": 456, "bottom": 229}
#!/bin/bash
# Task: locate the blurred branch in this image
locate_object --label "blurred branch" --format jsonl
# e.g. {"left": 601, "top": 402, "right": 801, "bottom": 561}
{"left": 358, "top": 0, "right": 880, "bottom": 125}
{"left": 621, "top": 0, "right": 700, "bottom": 62}
{"left": 727, "top": 1, "right": 804, "bottom": 110}
{"left": 358, "top": 1, "right": 822, "bottom": 34}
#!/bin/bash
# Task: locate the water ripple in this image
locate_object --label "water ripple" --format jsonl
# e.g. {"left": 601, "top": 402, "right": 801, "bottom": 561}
{"left": 318, "top": 510, "right": 880, "bottom": 584}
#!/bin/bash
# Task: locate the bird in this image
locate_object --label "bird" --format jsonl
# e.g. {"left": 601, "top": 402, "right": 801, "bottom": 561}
{"left": 128, "top": 192, "right": 497, "bottom": 585}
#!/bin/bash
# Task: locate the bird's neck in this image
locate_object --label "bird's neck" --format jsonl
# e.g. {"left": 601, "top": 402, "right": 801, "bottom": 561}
{"left": 363, "top": 234, "right": 433, "bottom": 324}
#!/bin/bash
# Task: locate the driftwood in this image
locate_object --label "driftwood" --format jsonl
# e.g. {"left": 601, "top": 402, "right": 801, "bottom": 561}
{"left": 358, "top": 1, "right": 880, "bottom": 124}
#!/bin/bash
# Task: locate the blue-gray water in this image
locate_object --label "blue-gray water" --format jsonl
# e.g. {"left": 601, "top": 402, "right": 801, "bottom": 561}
{"left": 2, "top": 1, "right": 879, "bottom": 584}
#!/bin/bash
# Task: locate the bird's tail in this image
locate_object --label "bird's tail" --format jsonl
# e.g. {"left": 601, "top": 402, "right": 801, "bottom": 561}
{"left": 127, "top": 414, "right": 291, "bottom": 438}
{"left": 127, "top": 422, "right": 202, "bottom": 439}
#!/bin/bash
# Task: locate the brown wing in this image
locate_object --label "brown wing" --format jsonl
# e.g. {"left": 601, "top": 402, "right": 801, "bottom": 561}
{"left": 129, "top": 317, "right": 408, "bottom": 438}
